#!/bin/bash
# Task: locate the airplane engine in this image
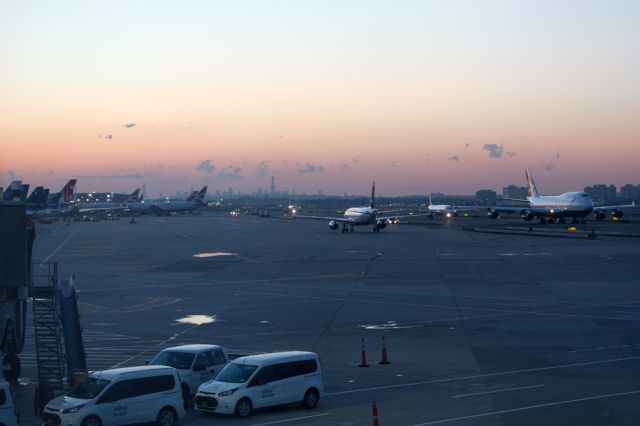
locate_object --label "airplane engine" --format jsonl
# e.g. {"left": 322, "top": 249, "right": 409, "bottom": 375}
{"left": 522, "top": 211, "right": 535, "bottom": 221}
{"left": 375, "top": 220, "right": 387, "bottom": 230}
{"left": 328, "top": 220, "right": 339, "bottom": 230}
{"left": 595, "top": 211, "right": 606, "bottom": 221}
{"left": 487, "top": 209, "right": 499, "bottom": 219}
{"left": 613, "top": 210, "right": 623, "bottom": 219}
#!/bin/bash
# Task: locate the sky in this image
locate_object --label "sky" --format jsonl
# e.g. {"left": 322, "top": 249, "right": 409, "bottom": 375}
{"left": 1, "top": 0, "right": 639, "bottom": 197}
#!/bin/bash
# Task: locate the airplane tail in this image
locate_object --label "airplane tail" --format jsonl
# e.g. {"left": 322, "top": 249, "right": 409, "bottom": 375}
{"left": 27, "top": 186, "right": 44, "bottom": 204}
{"left": 186, "top": 190, "right": 198, "bottom": 201}
{"left": 195, "top": 186, "right": 208, "bottom": 204}
{"left": 369, "top": 182, "right": 375, "bottom": 208}
{"left": 525, "top": 168, "right": 539, "bottom": 197}
{"left": 62, "top": 179, "right": 77, "bottom": 203}
{"left": 3, "top": 181, "right": 24, "bottom": 201}
{"left": 127, "top": 188, "right": 141, "bottom": 203}
{"left": 428, "top": 193, "right": 433, "bottom": 206}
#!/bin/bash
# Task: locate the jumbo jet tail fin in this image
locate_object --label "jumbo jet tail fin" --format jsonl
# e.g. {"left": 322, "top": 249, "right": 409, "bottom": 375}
{"left": 525, "top": 168, "right": 539, "bottom": 197}
{"left": 196, "top": 186, "right": 208, "bottom": 204}
{"left": 369, "top": 182, "right": 375, "bottom": 208}
{"left": 127, "top": 188, "right": 141, "bottom": 203}
{"left": 62, "top": 179, "right": 77, "bottom": 203}
{"left": 186, "top": 190, "right": 198, "bottom": 201}
{"left": 428, "top": 193, "right": 433, "bottom": 206}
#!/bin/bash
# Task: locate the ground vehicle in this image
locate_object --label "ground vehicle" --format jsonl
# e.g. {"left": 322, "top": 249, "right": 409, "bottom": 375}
{"left": 149, "top": 344, "right": 229, "bottom": 397}
{"left": 0, "top": 380, "right": 17, "bottom": 426}
{"left": 194, "top": 351, "right": 323, "bottom": 418}
{"left": 41, "top": 366, "right": 184, "bottom": 426}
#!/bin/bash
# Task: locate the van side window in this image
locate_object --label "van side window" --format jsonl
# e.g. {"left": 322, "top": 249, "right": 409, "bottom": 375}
{"left": 141, "top": 375, "right": 175, "bottom": 394}
{"left": 210, "top": 349, "right": 226, "bottom": 365}
{"left": 249, "top": 365, "right": 276, "bottom": 387}
{"left": 97, "top": 381, "right": 134, "bottom": 403}
{"left": 193, "top": 353, "right": 209, "bottom": 370}
{"left": 275, "top": 360, "right": 317, "bottom": 381}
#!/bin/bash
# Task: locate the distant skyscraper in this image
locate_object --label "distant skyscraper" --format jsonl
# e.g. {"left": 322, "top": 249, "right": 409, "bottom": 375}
{"left": 270, "top": 176, "right": 275, "bottom": 195}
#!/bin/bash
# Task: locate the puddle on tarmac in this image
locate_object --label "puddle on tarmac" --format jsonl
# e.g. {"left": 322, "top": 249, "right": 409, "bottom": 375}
{"left": 359, "top": 320, "right": 422, "bottom": 330}
{"left": 193, "top": 252, "right": 238, "bottom": 258}
{"left": 176, "top": 315, "right": 216, "bottom": 325}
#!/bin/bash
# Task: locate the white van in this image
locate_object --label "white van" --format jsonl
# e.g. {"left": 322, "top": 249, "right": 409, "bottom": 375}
{"left": 41, "top": 366, "right": 185, "bottom": 426}
{"left": 0, "top": 380, "right": 17, "bottom": 426}
{"left": 195, "top": 351, "right": 323, "bottom": 418}
{"left": 149, "top": 344, "right": 229, "bottom": 397}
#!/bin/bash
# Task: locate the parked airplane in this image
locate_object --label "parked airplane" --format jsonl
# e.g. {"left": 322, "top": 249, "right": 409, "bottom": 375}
{"left": 2, "top": 181, "right": 29, "bottom": 202}
{"left": 301, "top": 182, "right": 426, "bottom": 233}
{"left": 487, "top": 168, "right": 635, "bottom": 224}
{"left": 29, "top": 179, "right": 78, "bottom": 217}
{"left": 426, "top": 194, "right": 476, "bottom": 219}
{"left": 150, "top": 186, "right": 209, "bottom": 215}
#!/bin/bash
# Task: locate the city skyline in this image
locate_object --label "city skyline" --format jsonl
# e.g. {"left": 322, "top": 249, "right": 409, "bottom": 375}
{"left": 2, "top": 1, "right": 640, "bottom": 195}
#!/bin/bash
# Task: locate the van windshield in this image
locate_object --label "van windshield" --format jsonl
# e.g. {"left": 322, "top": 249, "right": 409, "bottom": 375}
{"left": 150, "top": 351, "right": 195, "bottom": 370}
{"left": 67, "top": 377, "right": 110, "bottom": 399}
{"left": 216, "top": 363, "right": 257, "bottom": 383}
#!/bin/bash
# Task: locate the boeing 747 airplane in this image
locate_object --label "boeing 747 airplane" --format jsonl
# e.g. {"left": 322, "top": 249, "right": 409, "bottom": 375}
{"left": 488, "top": 168, "right": 634, "bottom": 224}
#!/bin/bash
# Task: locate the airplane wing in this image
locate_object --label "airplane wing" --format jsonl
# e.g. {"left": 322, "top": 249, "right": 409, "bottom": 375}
{"left": 295, "top": 215, "right": 358, "bottom": 223}
{"left": 377, "top": 212, "right": 434, "bottom": 220}
{"left": 593, "top": 201, "right": 635, "bottom": 212}
{"left": 78, "top": 205, "right": 125, "bottom": 213}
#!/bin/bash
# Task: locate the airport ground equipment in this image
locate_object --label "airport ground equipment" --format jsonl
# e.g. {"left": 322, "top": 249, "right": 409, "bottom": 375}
{"left": 32, "top": 262, "right": 65, "bottom": 408}
{"left": 0, "top": 203, "right": 31, "bottom": 382}
{"left": 57, "top": 276, "right": 87, "bottom": 385}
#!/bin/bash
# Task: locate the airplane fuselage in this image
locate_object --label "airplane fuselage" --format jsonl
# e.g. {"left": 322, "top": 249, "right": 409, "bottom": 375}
{"left": 527, "top": 192, "right": 594, "bottom": 217}
{"left": 343, "top": 207, "right": 378, "bottom": 225}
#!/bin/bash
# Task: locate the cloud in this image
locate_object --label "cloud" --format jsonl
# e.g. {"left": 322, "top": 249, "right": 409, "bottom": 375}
{"left": 196, "top": 160, "right": 216, "bottom": 174}
{"left": 78, "top": 173, "right": 144, "bottom": 179}
{"left": 544, "top": 163, "right": 555, "bottom": 171}
{"left": 217, "top": 166, "right": 243, "bottom": 180}
{"left": 98, "top": 133, "right": 113, "bottom": 140}
{"left": 340, "top": 163, "right": 349, "bottom": 172}
{"left": 391, "top": 160, "right": 399, "bottom": 168}
{"left": 297, "top": 161, "right": 324, "bottom": 174}
{"left": 506, "top": 151, "right": 517, "bottom": 157}
{"left": 256, "top": 161, "right": 270, "bottom": 177}
{"left": 123, "top": 123, "right": 136, "bottom": 128}
{"left": 464, "top": 143, "right": 471, "bottom": 150}
{"left": 351, "top": 157, "right": 360, "bottom": 163}
{"left": 448, "top": 155, "right": 460, "bottom": 162}
{"left": 482, "top": 143, "right": 504, "bottom": 158}
{"left": 554, "top": 151, "right": 561, "bottom": 161}
{"left": 0, "top": 170, "right": 20, "bottom": 180}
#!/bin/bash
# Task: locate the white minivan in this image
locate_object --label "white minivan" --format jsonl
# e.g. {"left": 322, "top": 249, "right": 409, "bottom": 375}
{"left": 149, "top": 344, "right": 229, "bottom": 398}
{"left": 195, "top": 351, "right": 323, "bottom": 418}
{"left": 41, "top": 366, "right": 185, "bottom": 426}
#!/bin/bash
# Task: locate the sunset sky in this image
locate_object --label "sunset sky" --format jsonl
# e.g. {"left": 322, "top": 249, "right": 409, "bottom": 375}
{"left": 2, "top": 1, "right": 639, "bottom": 196}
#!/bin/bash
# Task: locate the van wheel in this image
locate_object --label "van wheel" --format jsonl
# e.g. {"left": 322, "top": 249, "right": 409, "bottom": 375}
{"left": 235, "top": 398, "right": 253, "bottom": 418}
{"left": 301, "top": 389, "right": 319, "bottom": 409}
{"left": 81, "top": 415, "right": 102, "bottom": 426}
{"left": 156, "top": 407, "right": 177, "bottom": 426}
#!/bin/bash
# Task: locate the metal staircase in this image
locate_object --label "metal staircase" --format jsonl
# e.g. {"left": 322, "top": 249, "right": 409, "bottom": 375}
{"left": 31, "top": 262, "right": 65, "bottom": 394}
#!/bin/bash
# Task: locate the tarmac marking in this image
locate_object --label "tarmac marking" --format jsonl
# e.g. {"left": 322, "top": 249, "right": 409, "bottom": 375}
{"left": 250, "top": 412, "right": 331, "bottom": 425}
{"left": 40, "top": 224, "right": 84, "bottom": 264}
{"left": 325, "top": 355, "right": 640, "bottom": 396}
{"left": 451, "top": 384, "right": 545, "bottom": 398}
{"left": 411, "top": 389, "right": 640, "bottom": 425}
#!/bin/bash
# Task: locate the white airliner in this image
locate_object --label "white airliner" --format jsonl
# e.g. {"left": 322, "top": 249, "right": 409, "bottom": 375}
{"left": 150, "top": 186, "right": 209, "bottom": 215}
{"left": 488, "top": 168, "right": 635, "bottom": 224}
{"left": 426, "top": 194, "right": 476, "bottom": 219}
{"left": 303, "top": 182, "right": 425, "bottom": 233}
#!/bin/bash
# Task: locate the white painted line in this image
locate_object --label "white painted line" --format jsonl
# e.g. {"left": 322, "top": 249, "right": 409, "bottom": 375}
{"left": 452, "top": 384, "right": 545, "bottom": 398}
{"left": 326, "top": 355, "right": 640, "bottom": 396}
{"left": 250, "top": 412, "right": 331, "bottom": 425}
{"left": 40, "top": 224, "right": 84, "bottom": 265}
{"left": 411, "top": 389, "right": 640, "bottom": 425}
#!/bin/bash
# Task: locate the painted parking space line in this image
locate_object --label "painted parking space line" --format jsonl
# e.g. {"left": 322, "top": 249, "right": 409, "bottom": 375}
{"left": 326, "top": 354, "right": 640, "bottom": 396}
{"left": 250, "top": 412, "right": 331, "bottom": 425}
{"left": 411, "top": 389, "right": 640, "bottom": 425}
{"left": 452, "top": 384, "right": 545, "bottom": 398}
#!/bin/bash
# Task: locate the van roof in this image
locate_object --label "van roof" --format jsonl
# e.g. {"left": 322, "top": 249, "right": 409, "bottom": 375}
{"left": 90, "top": 365, "right": 175, "bottom": 380}
{"left": 160, "top": 344, "right": 223, "bottom": 353}
{"left": 232, "top": 351, "right": 317, "bottom": 366}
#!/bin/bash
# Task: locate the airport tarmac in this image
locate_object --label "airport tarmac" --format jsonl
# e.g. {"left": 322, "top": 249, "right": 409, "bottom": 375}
{"left": 19, "top": 213, "right": 640, "bottom": 425}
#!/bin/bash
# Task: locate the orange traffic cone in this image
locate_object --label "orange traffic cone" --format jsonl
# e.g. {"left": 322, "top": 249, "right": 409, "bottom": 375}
{"left": 379, "top": 336, "right": 390, "bottom": 364}
{"left": 359, "top": 337, "right": 370, "bottom": 367}
{"left": 372, "top": 401, "right": 380, "bottom": 426}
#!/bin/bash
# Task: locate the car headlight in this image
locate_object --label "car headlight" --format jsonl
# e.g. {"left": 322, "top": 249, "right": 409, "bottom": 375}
{"left": 61, "top": 404, "right": 85, "bottom": 414}
{"left": 218, "top": 388, "right": 238, "bottom": 397}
